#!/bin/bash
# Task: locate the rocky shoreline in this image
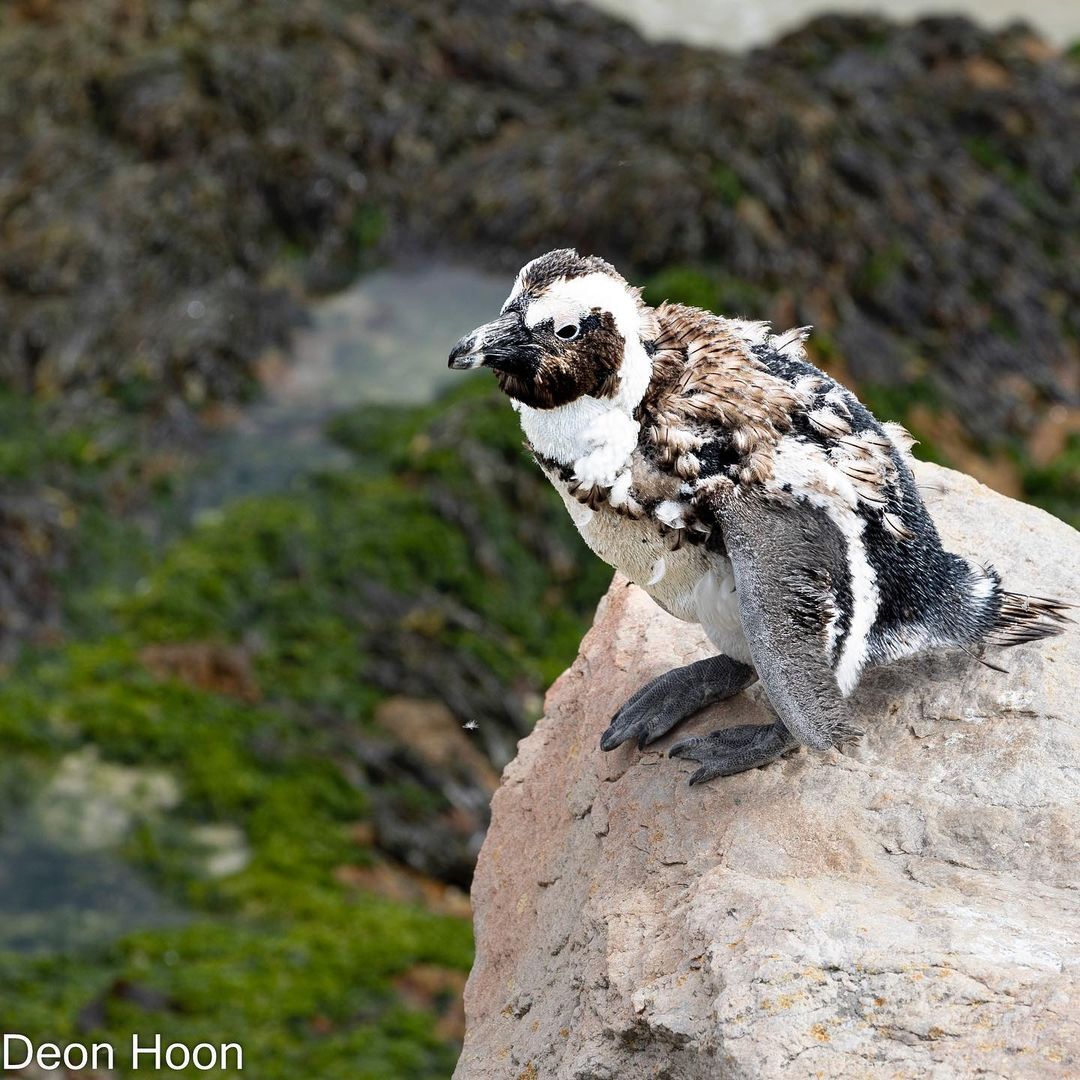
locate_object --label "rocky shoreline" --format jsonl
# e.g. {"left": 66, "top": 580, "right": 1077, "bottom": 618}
{"left": 0, "top": 1, "right": 1076, "bottom": 666}
{"left": 3, "top": 2, "right": 1077, "bottom": 437}
{"left": 0, "top": 2, "right": 1078, "bottom": 1075}
{"left": 2, "top": 2, "right": 1078, "bottom": 654}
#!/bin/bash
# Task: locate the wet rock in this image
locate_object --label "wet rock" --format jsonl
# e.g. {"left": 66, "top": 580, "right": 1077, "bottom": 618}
{"left": 354, "top": 697, "right": 500, "bottom": 887}
{"left": 361, "top": 738, "right": 489, "bottom": 891}
{"left": 374, "top": 697, "right": 501, "bottom": 795}
{"left": 458, "top": 461, "right": 1080, "bottom": 1078}
{"left": 0, "top": 492, "right": 68, "bottom": 664}
{"left": 0, "top": 2, "right": 1075, "bottom": 446}
{"left": 356, "top": 582, "right": 532, "bottom": 770}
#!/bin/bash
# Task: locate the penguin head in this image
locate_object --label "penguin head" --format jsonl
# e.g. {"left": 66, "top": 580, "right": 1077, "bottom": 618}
{"left": 448, "top": 249, "right": 652, "bottom": 410}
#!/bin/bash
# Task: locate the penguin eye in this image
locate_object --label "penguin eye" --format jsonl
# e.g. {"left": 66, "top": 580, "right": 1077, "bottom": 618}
{"left": 555, "top": 322, "right": 580, "bottom": 341}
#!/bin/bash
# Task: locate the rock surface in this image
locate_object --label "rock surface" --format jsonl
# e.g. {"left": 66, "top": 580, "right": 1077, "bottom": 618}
{"left": 457, "top": 462, "right": 1080, "bottom": 1079}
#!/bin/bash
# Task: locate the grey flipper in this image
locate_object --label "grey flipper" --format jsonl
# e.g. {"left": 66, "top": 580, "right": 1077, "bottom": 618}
{"left": 719, "top": 493, "right": 863, "bottom": 753}
{"left": 600, "top": 655, "right": 757, "bottom": 751}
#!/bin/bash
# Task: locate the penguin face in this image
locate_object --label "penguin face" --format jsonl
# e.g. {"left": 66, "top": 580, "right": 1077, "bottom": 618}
{"left": 448, "top": 249, "right": 642, "bottom": 410}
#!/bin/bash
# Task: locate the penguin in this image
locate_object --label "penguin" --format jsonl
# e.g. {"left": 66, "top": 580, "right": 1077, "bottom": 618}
{"left": 448, "top": 249, "right": 1072, "bottom": 783}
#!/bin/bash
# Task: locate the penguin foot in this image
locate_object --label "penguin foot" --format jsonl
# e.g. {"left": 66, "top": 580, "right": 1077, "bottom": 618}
{"left": 668, "top": 721, "right": 798, "bottom": 784}
{"left": 599, "top": 655, "right": 756, "bottom": 752}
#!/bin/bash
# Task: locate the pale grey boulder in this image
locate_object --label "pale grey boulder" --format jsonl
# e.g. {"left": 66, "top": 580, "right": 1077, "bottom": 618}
{"left": 456, "top": 462, "right": 1080, "bottom": 1080}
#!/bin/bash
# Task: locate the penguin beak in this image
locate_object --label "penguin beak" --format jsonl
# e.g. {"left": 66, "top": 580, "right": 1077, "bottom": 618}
{"left": 448, "top": 312, "right": 529, "bottom": 371}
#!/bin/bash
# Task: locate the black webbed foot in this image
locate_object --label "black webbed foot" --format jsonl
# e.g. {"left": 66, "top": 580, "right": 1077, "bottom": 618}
{"left": 668, "top": 721, "right": 798, "bottom": 784}
{"left": 600, "top": 655, "right": 756, "bottom": 752}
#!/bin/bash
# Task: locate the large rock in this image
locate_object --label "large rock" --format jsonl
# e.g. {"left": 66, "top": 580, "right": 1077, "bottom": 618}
{"left": 457, "top": 462, "right": 1080, "bottom": 1079}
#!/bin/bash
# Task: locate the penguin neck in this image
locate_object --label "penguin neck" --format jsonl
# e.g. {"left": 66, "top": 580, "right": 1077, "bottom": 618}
{"left": 515, "top": 334, "right": 652, "bottom": 474}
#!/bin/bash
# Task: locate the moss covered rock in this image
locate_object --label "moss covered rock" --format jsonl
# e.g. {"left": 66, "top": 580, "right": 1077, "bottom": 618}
{"left": 0, "top": 382, "right": 608, "bottom": 1076}
{"left": 2, "top": 1, "right": 1077, "bottom": 458}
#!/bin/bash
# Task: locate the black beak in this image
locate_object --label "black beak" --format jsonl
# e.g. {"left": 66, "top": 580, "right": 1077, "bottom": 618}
{"left": 448, "top": 334, "right": 483, "bottom": 370}
{"left": 448, "top": 312, "right": 528, "bottom": 371}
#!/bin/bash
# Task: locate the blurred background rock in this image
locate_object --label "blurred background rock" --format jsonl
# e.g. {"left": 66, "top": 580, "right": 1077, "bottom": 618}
{"left": 0, "top": 1, "right": 1076, "bottom": 1076}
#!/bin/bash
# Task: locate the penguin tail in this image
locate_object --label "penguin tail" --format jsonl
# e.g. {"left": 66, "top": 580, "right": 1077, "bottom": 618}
{"left": 986, "top": 587, "right": 1074, "bottom": 648}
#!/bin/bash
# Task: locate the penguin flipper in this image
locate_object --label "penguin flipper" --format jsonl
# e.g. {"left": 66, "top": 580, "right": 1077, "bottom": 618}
{"left": 719, "top": 492, "right": 863, "bottom": 752}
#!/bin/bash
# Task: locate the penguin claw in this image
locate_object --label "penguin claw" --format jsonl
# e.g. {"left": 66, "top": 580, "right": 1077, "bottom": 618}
{"left": 668, "top": 722, "right": 799, "bottom": 783}
{"left": 689, "top": 764, "right": 726, "bottom": 786}
{"left": 600, "top": 683, "right": 681, "bottom": 751}
{"left": 599, "top": 656, "right": 757, "bottom": 754}
{"left": 666, "top": 737, "right": 699, "bottom": 759}
{"left": 600, "top": 710, "right": 667, "bottom": 751}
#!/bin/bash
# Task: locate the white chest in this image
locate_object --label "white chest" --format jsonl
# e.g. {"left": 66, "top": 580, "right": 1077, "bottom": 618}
{"left": 518, "top": 396, "right": 607, "bottom": 463}
{"left": 518, "top": 399, "right": 640, "bottom": 490}
{"left": 548, "top": 477, "right": 751, "bottom": 663}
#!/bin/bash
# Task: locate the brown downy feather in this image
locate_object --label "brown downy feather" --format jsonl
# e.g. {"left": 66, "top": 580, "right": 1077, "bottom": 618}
{"left": 640, "top": 304, "right": 808, "bottom": 485}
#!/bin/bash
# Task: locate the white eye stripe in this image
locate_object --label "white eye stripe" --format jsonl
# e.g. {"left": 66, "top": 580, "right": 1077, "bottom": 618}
{"left": 522, "top": 272, "right": 636, "bottom": 334}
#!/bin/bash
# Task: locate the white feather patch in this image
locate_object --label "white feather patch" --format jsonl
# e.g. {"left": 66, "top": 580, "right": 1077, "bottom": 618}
{"left": 522, "top": 272, "right": 640, "bottom": 340}
{"left": 694, "top": 564, "right": 752, "bottom": 665}
{"left": 772, "top": 325, "right": 812, "bottom": 359}
{"left": 968, "top": 563, "right": 997, "bottom": 600}
{"left": 768, "top": 437, "right": 858, "bottom": 511}
{"left": 823, "top": 602, "right": 841, "bottom": 661}
{"left": 825, "top": 386, "right": 853, "bottom": 416}
{"left": 519, "top": 395, "right": 615, "bottom": 464}
{"left": 655, "top": 500, "right": 687, "bottom": 529}
{"left": 883, "top": 421, "right": 918, "bottom": 455}
{"left": 881, "top": 511, "right": 912, "bottom": 540}
{"left": 807, "top": 408, "right": 852, "bottom": 438}
{"left": 514, "top": 273, "right": 653, "bottom": 479}
{"left": 607, "top": 468, "right": 634, "bottom": 508}
{"left": 723, "top": 318, "right": 771, "bottom": 347}
{"left": 793, "top": 373, "right": 824, "bottom": 399}
{"left": 833, "top": 522, "right": 879, "bottom": 695}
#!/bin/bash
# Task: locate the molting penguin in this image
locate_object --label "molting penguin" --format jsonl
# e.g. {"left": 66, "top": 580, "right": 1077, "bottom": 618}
{"left": 448, "top": 249, "right": 1072, "bottom": 783}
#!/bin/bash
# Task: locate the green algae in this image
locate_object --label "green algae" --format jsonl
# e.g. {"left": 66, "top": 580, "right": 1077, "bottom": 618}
{"left": 709, "top": 164, "right": 745, "bottom": 207}
{"left": 1013, "top": 433, "right": 1080, "bottom": 528}
{"left": 644, "top": 266, "right": 768, "bottom": 319}
{"left": 0, "top": 380, "right": 608, "bottom": 1076}
{"left": 861, "top": 242, "right": 907, "bottom": 291}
